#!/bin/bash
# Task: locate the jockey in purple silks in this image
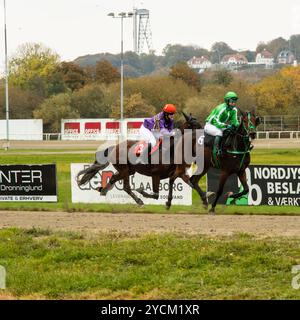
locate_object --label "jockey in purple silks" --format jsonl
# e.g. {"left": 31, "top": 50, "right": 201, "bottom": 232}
{"left": 136, "top": 104, "right": 177, "bottom": 164}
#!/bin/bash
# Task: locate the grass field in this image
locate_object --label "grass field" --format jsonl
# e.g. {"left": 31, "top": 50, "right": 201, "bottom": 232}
{"left": 0, "top": 227, "right": 299, "bottom": 299}
{"left": 0, "top": 148, "right": 300, "bottom": 214}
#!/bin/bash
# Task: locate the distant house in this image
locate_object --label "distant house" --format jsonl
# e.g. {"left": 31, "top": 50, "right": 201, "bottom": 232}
{"left": 221, "top": 53, "right": 248, "bottom": 66}
{"left": 187, "top": 56, "right": 212, "bottom": 72}
{"left": 255, "top": 49, "right": 274, "bottom": 66}
{"left": 277, "top": 50, "right": 295, "bottom": 64}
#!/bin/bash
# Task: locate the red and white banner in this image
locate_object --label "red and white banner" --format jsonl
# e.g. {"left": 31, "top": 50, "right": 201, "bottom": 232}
{"left": 62, "top": 118, "right": 144, "bottom": 140}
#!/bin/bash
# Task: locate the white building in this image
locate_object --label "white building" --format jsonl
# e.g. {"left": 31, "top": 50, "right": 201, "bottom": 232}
{"left": 187, "top": 56, "right": 212, "bottom": 72}
{"left": 277, "top": 50, "right": 295, "bottom": 64}
{"left": 255, "top": 49, "right": 274, "bottom": 66}
{"left": 221, "top": 53, "right": 248, "bottom": 66}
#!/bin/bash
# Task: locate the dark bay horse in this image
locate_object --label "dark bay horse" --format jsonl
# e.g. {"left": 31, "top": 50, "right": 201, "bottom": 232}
{"left": 76, "top": 113, "right": 202, "bottom": 207}
{"left": 167, "top": 110, "right": 261, "bottom": 213}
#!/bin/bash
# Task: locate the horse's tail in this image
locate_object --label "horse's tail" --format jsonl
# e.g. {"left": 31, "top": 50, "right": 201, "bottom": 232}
{"left": 76, "top": 161, "right": 109, "bottom": 186}
{"left": 76, "top": 146, "right": 114, "bottom": 186}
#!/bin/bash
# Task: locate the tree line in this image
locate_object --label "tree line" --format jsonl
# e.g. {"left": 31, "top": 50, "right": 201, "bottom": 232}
{"left": 75, "top": 34, "right": 300, "bottom": 75}
{"left": 1, "top": 42, "right": 300, "bottom": 133}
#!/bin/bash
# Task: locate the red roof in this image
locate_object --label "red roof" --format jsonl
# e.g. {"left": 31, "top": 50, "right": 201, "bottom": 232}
{"left": 188, "top": 56, "right": 210, "bottom": 64}
{"left": 260, "top": 49, "right": 273, "bottom": 59}
{"left": 221, "top": 53, "right": 248, "bottom": 63}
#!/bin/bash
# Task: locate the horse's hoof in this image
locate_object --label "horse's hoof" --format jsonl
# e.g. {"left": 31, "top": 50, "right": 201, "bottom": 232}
{"left": 137, "top": 200, "right": 144, "bottom": 207}
{"left": 209, "top": 208, "right": 215, "bottom": 215}
{"left": 99, "top": 187, "right": 108, "bottom": 196}
{"left": 96, "top": 187, "right": 103, "bottom": 193}
{"left": 203, "top": 203, "right": 208, "bottom": 210}
{"left": 165, "top": 201, "right": 171, "bottom": 210}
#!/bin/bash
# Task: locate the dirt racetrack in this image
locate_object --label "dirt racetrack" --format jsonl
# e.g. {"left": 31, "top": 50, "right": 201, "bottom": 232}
{"left": 2, "top": 138, "right": 300, "bottom": 150}
{"left": 1, "top": 211, "right": 300, "bottom": 237}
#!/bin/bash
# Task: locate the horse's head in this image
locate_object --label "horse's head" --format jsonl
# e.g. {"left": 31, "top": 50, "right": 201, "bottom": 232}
{"left": 181, "top": 111, "right": 202, "bottom": 130}
{"left": 240, "top": 110, "right": 261, "bottom": 140}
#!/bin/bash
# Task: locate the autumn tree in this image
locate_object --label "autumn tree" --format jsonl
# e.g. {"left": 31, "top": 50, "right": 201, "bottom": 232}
{"left": 249, "top": 66, "right": 300, "bottom": 114}
{"left": 268, "top": 37, "right": 288, "bottom": 57}
{"left": 140, "top": 53, "right": 156, "bottom": 74}
{"left": 169, "top": 62, "right": 201, "bottom": 91}
{"left": 212, "top": 69, "right": 233, "bottom": 86}
{"left": 71, "top": 84, "right": 110, "bottom": 118}
{"left": 95, "top": 59, "right": 120, "bottom": 84}
{"left": 34, "top": 93, "right": 79, "bottom": 132}
{"left": 115, "top": 75, "right": 198, "bottom": 113}
{"left": 9, "top": 43, "right": 60, "bottom": 97}
{"left": 0, "top": 84, "right": 43, "bottom": 119}
{"left": 289, "top": 34, "right": 300, "bottom": 61}
{"left": 55, "top": 61, "right": 88, "bottom": 91}
{"left": 184, "top": 84, "right": 225, "bottom": 123}
{"left": 110, "top": 93, "right": 156, "bottom": 118}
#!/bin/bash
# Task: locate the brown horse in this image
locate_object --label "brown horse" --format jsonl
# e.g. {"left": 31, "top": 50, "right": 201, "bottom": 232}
{"left": 166, "top": 110, "right": 261, "bottom": 213}
{"left": 76, "top": 113, "right": 202, "bottom": 207}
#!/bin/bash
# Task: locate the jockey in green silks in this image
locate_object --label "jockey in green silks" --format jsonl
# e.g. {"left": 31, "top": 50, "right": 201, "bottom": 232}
{"left": 204, "top": 91, "right": 240, "bottom": 155}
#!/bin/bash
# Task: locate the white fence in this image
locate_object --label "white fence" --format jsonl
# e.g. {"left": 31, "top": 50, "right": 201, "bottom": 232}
{"left": 260, "top": 116, "right": 300, "bottom": 131}
{"left": 256, "top": 131, "right": 300, "bottom": 139}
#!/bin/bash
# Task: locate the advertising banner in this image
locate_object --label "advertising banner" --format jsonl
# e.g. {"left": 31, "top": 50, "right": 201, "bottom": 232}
{"left": 207, "top": 165, "right": 300, "bottom": 206}
{"left": 71, "top": 163, "right": 192, "bottom": 205}
{"left": 0, "top": 164, "right": 57, "bottom": 202}
{"left": 127, "top": 121, "right": 143, "bottom": 135}
{"left": 61, "top": 118, "right": 144, "bottom": 140}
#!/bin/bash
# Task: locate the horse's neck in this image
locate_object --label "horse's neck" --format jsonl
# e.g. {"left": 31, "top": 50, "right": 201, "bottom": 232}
{"left": 231, "top": 124, "right": 248, "bottom": 150}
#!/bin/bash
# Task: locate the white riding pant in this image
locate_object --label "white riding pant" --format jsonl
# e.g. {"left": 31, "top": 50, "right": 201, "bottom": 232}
{"left": 139, "top": 125, "right": 160, "bottom": 147}
{"left": 204, "top": 123, "right": 224, "bottom": 137}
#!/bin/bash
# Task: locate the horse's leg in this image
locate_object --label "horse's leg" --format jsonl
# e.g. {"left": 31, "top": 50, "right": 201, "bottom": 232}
{"left": 166, "top": 164, "right": 205, "bottom": 210}
{"left": 209, "top": 170, "right": 229, "bottom": 214}
{"left": 123, "top": 175, "right": 144, "bottom": 207}
{"left": 165, "top": 166, "right": 193, "bottom": 210}
{"left": 166, "top": 176, "right": 176, "bottom": 210}
{"left": 136, "top": 175, "right": 160, "bottom": 200}
{"left": 227, "top": 170, "right": 249, "bottom": 202}
{"left": 190, "top": 171, "right": 215, "bottom": 209}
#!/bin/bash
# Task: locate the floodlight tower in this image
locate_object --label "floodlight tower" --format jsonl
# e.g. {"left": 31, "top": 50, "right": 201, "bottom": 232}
{"left": 133, "top": 8, "right": 153, "bottom": 54}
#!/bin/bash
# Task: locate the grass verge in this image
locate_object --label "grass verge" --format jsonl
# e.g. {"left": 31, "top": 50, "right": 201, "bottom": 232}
{"left": 0, "top": 228, "right": 300, "bottom": 299}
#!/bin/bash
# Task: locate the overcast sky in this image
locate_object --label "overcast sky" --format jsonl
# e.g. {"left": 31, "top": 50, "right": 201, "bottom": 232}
{"left": 0, "top": 0, "right": 300, "bottom": 64}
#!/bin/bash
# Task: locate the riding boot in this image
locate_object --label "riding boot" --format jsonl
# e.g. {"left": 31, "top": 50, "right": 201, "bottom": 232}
{"left": 215, "top": 136, "right": 222, "bottom": 156}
